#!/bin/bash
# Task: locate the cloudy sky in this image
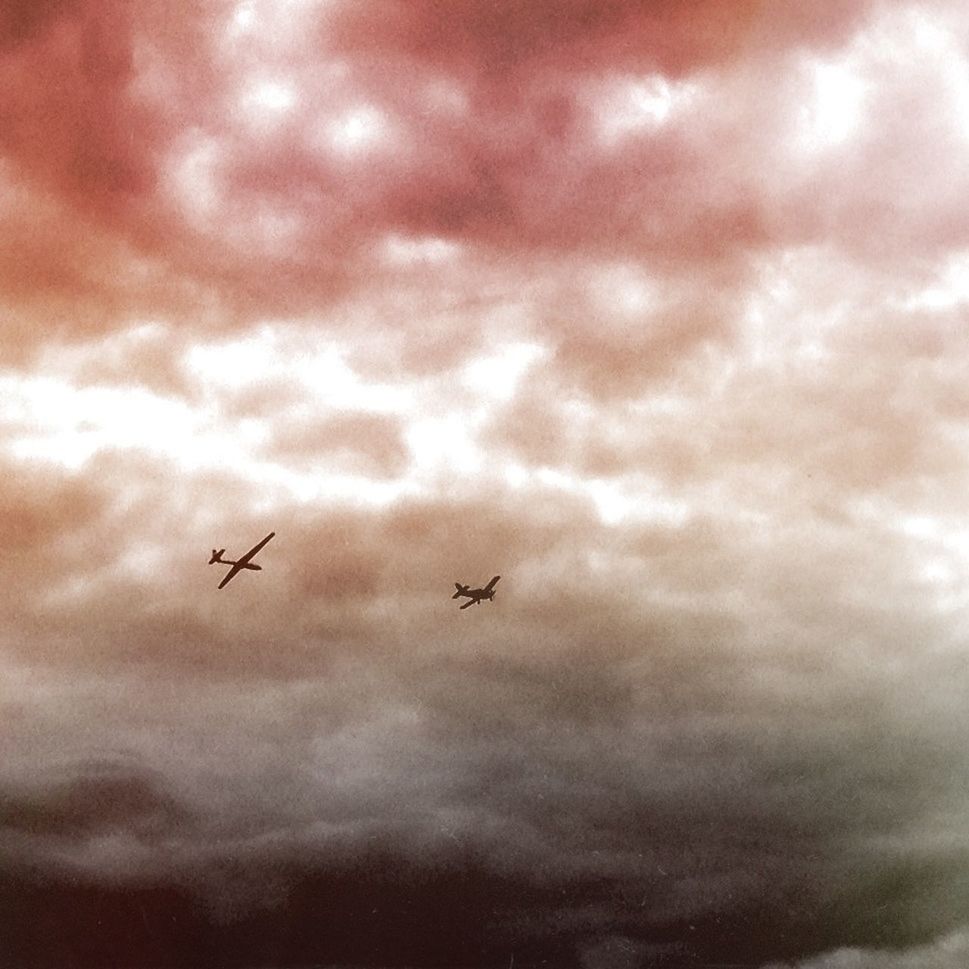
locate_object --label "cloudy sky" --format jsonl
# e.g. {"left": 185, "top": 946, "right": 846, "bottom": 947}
{"left": 4, "top": 1, "right": 969, "bottom": 966}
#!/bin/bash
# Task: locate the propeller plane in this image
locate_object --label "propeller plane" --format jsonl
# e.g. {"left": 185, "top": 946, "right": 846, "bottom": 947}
{"left": 452, "top": 575, "right": 500, "bottom": 610}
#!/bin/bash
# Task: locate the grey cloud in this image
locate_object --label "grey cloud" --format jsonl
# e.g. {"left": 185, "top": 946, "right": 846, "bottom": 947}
{"left": 0, "top": 757, "right": 194, "bottom": 841}
{"left": 7, "top": 539, "right": 969, "bottom": 957}
{"left": 761, "top": 930, "right": 969, "bottom": 969}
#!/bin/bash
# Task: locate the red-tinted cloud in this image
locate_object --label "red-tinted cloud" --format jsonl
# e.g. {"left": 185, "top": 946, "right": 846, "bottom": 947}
{"left": 0, "top": 0, "right": 895, "bottom": 347}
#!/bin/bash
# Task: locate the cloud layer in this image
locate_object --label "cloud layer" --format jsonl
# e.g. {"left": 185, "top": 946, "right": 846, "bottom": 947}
{"left": 5, "top": 0, "right": 969, "bottom": 967}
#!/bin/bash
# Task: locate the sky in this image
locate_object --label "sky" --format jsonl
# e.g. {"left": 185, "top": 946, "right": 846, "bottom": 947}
{"left": 3, "top": 1, "right": 969, "bottom": 966}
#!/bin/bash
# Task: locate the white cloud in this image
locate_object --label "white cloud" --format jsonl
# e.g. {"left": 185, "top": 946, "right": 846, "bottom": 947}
{"left": 0, "top": 373, "right": 203, "bottom": 471}
{"left": 593, "top": 74, "right": 697, "bottom": 147}
{"left": 903, "top": 251, "right": 969, "bottom": 311}
{"left": 165, "top": 136, "right": 222, "bottom": 227}
{"left": 796, "top": 55, "right": 869, "bottom": 152}
{"left": 461, "top": 342, "right": 547, "bottom": 402}
{"left": 245, "top": 79, "right": 297, "bottom": 114}
{"left": 185, "top": 327, "right": 415, "bottom": 415}
{"left": 323, "top": 104, "right": 393, "bottom": 156}
{"left": 380, "top": 234, "right": 462, "bottom": 267}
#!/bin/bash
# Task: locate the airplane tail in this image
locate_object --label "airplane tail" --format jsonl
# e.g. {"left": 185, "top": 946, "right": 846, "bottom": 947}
{"left": 453, "top": 583, "right": 469, "bottom": 599}
{"left": 209, "top": 548, "right": 226, "bottom": 565}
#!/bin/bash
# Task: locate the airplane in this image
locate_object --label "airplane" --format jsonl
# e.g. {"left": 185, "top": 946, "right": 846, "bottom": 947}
{"left": 452, "top": 575, "right": 500, "bottom": 609}
{"left": 209, "top": 532, "right": 275, "bottom": 589}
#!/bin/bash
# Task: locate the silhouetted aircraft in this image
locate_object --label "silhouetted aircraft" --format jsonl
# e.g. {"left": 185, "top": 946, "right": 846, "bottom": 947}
{"left": 209, "top": 532, "right": 275, "bottom": 589}
{"left": 452, "top": 575, "right": 500, "bottom": 609}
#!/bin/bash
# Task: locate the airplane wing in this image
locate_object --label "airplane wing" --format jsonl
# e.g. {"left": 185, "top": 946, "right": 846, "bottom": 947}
{"left": 483, "top": 575, "right": 501, "bottom": 593}
{"left": 459, "top": 597, "right": 477, "bottom": 609}
{"left": 218, "top": 563, "right": 245, "bottom": 589}
{"left": 235, "top": 532, "right": 276, "bottom": 567}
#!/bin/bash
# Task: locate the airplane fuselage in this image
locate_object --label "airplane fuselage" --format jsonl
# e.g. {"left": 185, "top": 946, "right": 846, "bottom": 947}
{"left": 454, "top": 587, "right": 493, "bottom": 600}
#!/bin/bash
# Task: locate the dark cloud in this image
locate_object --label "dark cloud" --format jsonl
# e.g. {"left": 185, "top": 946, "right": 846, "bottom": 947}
{"left": 0, "top": 757, "right": 193, "bottom": 839}
{"left": 326, "top": 0, "right": 879, "bottom": 79}
{"left": 5, "top": 630, "right": 969, "bottom": 966}
{"left": 0, "top": 0, "right": 155, "bottom": 208}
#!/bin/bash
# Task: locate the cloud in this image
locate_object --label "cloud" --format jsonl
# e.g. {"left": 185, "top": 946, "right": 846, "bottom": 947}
{"left": 260, "top": 412, "right": 410, "bottom": 479}
{"left": 6, "top": 1, "right": 969, "bottom": 967}
{"left": 0, "top": 757, "right": 193, "bottom": 841}
{"left": 4, "top": 631, "right": 969, "bottom": 965}
{"left": 762, "top": 929, "right": 969, "bottom": 969}
{"left": 325, "top": 0, "right": 880, "bottom": 79}
{"left": 0, "top": 0, "right": 904, "bottom": 349}
{"left": 6, "top": 215, "right": 969, "bottom": 961}
{"left": 4, "top": 458, "right": 969, "bottom": 959}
